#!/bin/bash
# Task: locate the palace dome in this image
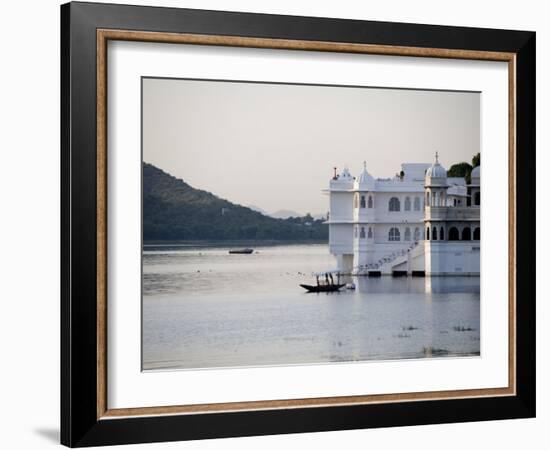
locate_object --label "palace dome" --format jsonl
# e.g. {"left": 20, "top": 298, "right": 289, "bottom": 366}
{"left": 356, "top": 162, "right": 375, "bottom": 189}
{"left": 425, "top": 152, "right": 447, "bottom": 183}
{"left": 339, "top": 167, "right": 353, "bottom": 180}
{"left": 471, "top": 165, "right": 480, "bottom": 180}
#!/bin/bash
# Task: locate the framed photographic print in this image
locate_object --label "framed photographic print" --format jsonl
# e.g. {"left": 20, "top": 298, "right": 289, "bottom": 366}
{"left": 61, "top": 1, "right": 536, "bottom": 447}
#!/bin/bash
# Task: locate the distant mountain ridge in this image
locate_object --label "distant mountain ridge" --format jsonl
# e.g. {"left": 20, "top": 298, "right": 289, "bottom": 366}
{"left": 270, "top": 209, "right": 302, "bottom": 219}
{"left": 143, "top": 162, "right": 328, "bottom": 242}
{"left": 248, "top": 206, "right": 326, "bottom": 220}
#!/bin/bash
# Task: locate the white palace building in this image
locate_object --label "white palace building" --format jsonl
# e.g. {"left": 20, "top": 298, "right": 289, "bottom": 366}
{"left": 326, "top": 154, "right": 480, "bottom": 276}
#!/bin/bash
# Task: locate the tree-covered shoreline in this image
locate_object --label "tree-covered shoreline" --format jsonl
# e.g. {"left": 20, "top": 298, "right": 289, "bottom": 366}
{"left": 143, "top": 162, "right": 328, "bottom": 242}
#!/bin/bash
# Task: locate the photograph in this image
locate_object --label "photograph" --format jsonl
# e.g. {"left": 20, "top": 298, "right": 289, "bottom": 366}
{"left": 141, "top": 77, "right": 482, "bottom": 371}
{"left": 53, "top": 1, "right": 537, "bottom": 446}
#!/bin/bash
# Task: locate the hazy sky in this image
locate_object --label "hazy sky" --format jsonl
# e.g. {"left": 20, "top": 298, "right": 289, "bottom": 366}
{"left": 143, "top": 78, "right": 479, "bottom": 215}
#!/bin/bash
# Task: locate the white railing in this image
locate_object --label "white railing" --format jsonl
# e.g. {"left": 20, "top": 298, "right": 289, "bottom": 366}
{"left": 353, "top": 241, "right": 420, "bottom": 274}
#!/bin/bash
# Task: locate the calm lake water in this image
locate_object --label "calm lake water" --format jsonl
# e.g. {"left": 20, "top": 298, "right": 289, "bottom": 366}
{"left": 142, "top": 243, "right": 480, "bottom": 371}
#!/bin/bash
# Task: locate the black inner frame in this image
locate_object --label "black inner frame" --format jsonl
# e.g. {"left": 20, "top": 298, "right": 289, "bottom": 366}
{"left": 61, "top": 2, "right": 536, "bottom": 447}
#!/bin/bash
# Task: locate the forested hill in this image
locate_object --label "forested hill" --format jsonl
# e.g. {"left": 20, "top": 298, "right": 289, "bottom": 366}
{"left": 143, "top": 162, "right": 328, "bottom": 242}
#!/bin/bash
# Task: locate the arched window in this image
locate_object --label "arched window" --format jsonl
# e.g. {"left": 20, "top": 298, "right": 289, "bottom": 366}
{"left": 432, "top": 226, "right": 438, "bottom": 240}
{"left": 473, "top": 227, "right": 480, "bottom": 240}
{"left": 462, "top": 227, "right": 471, "bottom": 241}
{"left": 360, "top": 195, "right": 366, "bottom": 208}
{"left": 453, "top": 198, "right": 457, "bottom": 207}
{"left": 426, "top": 192, "right": 430, "bottom": 206}
{"left": 414, "top": 197, "right": 421, "bottom": 211}
{"left": 449, "top": 227, "right": 459, "bottom": 241}
{"left": 426, "top": 227, "right": 430, "bottom": 240}
{"left": 389, "top": 197, "right": 400, "bottom": 211}
{"left": 474, "top": 191, "right": 480, "bottom": 206}
{"left": 360, "top": 227, "right": 366, "bottom": 239}
{"left": 354, "top": 193, "right": 359, "bottom": 209}
{"left": 414, "top": 227, "right": 420, "bottom": 241}
{"left": 368, "top": 227, "right": 373, "bottom": 239}
{"left": 388, "top": 227, "right": 401, "bottom": 241}
{"left": 404, "top": 197, "right": 411, "bottom": 211}
{"left": 404, "top": 227, "right": 411, "bottom": 241}
{"left": 368, "top": 195, "right": 373, "bottom": 208}
{"left": 434, "top": 192, "right": 439, "bottom": 206}
{"left": 354, "top": 226, "right": 358, "bottom": 238}
{"left": 440, "top": 227, "right": 445, "bottom": 241}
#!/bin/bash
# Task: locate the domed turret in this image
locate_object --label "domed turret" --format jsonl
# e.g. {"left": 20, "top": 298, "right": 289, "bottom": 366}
{"left": 339, "top": 167, "right": 353, "bottom": 181}
{"left": 424, "top": 152, "right": 449, "bottom": 209}
{"left": 329, "top": 166, "right": 354, "bottom": 190}
{"left": 471, "top": 165, "right": 480, "bottom": 185}
{"left": 425, "top": 152, "right": 447, "bottom": 186}
{"left": 355, "top": 161, "right": 375, "bottom": 190}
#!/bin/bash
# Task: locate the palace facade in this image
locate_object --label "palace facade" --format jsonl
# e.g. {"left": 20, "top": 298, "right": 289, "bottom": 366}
{"left": 326, "top": 155, "right": 480, "bottom": 276}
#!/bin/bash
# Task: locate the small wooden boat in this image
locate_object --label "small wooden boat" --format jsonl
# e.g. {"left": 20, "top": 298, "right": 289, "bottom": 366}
{"left": 228, "top": 248, "right": 254, "bottom": 254}
{"left": 300, "top": 270, "right": 345, "bottom": 293}
{"left": 300, "top": 283, "right": 345, "bottom": 293}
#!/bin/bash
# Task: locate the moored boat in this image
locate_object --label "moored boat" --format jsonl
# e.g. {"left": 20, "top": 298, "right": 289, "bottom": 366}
{"left": 300, "top": 283, "right": 345, "bottom": 293}
{"left": 300, "top": 269, "right": 345, "bottom": 293}
{"left": 228, "top": 248, "right": 254, "bottom": 254}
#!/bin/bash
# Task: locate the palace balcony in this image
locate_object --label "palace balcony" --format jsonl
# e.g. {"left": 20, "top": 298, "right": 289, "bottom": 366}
{"left": 424, "top": 206, "right": 480, "bottom": 222}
